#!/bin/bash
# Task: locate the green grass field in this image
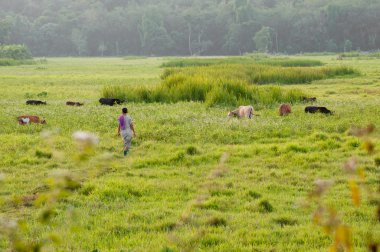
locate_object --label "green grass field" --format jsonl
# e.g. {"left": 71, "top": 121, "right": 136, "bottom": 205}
{"left": 0, "top": 56, "right": 379, "bottom": 251}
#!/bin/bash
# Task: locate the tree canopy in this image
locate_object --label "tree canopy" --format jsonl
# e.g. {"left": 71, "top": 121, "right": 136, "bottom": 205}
{"left": 0, "top": 0, "right": 379, "bottom": 56}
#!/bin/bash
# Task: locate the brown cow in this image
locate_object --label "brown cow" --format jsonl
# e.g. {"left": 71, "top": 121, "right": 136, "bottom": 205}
{"left": 228, "top": 105, "right": 254, "bottom": 119}
{"left": 17, "top": 115, "right": 46, "bottom": 125}
{"left": 66, "top": 101, "right": 84, "bottom": 106}
{"left": 279, "top": 103, "right": 291, "bottom": 116}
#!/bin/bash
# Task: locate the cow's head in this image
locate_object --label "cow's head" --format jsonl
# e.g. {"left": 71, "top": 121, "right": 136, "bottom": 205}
{"left": 17, "top": 118, "right": 24, "bottom": 125}
{"left": 41, "top": 120, "right": 47, "bottom": 124}
{"left": 227, "top": 111, "right": 238, "bottom": 118}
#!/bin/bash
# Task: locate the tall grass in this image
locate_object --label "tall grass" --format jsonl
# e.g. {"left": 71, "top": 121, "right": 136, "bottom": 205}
{"left": 123, "top": 56, "right": 147, "bottom": 60}
{"left": 257, "top": 59, "right": 323, "bottom": 67}
{"left": 161, "top": 58, "right": 324, "bottom": 68}
{"left": 162, "top": 64, "right": 357, "bottom": 84}
{"left": 0, "top": 58, "right": 36, "bottom": 66}
{"left": 340, "top": 51, "right": 361, "bottom": 57}
{"left": 340, "top": 51, "right": 380, "bottom": 58}
{"left": 102, "top": 73, "right": 306, "bottom": 108}
{"left": 102, "top": 83, "right": 305, "bottom": 108}
{"left": 102, "top": 62, "right": 357, "bottom": 107}
{"left": 161, "top": 57, "right": 253, "bottom": 68}
{"left": 298, "top": 52, "right": 337, "bottom": 56}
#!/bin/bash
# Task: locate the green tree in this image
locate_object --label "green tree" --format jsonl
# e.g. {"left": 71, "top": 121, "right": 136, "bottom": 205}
{"left": 0, "top": 20, "right": 11, "bottom": 44}
{"left": 0, "top": 0, "right": 379, "bottom": 55}
{"left": 326, "top": 39, "right": 338, "bottom": 52}
{"left": 253, "top": 26, "right": 273, "bottom": 53}
{"left": 139, "top": 8, "right": 173, "bottom": 55}
{"left": 344, "top": 39, "right": 352, "bottom": 52}
{"left": 71, "top": 29, "right": 87, "bottom": 56}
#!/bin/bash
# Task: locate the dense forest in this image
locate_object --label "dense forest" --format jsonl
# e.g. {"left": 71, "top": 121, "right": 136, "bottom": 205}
{"left": 0, "top": 0, "right": 379, "bottom": 56}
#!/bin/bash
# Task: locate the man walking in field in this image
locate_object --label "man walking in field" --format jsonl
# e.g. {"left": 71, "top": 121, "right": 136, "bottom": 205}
{"left": 118, "top": 107, "right": 136, "bottom": 156}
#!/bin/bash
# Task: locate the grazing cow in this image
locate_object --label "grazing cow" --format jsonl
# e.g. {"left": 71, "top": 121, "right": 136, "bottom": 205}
{"left": 302, "top": 97, "right": 317, "bottom": 102}
{"left": 305, "top": 106, "right": 332, "bottom": 114}
{"left": 279, "top": 103, "right": 292, "bottom": 116}
{"left": 228, "top": 105, "right": 254, "bottom": 119}
{"left": 26, "top": 100, "right": 46, "bottom": 105}
{"left": 66, "top": 101, "right": 84, "bottom": 106}
{"left": 99, "top": 98, "right": 123, "bottom": 106}
{"left": 17, "top": 115, "right": 46, "bottom": 125}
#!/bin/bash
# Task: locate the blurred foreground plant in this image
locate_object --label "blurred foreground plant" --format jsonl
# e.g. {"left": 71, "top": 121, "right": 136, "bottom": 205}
{"left": 0, "top": 130, "right": 100, "bottom": 251}
{"left": 306, "top": 124, "right": 379, "bottom": 251}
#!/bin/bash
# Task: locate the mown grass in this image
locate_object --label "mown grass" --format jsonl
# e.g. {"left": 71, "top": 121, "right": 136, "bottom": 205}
{"left": 0, "top": 56, "right": 379, "bottom": 251}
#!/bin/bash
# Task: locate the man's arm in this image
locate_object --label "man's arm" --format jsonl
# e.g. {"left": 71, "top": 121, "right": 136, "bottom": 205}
{"left": 117, "top": 123, "right": 121, "bottom": 136}
{"left": 130, "top": 123, "right": 136, "bottom": 137}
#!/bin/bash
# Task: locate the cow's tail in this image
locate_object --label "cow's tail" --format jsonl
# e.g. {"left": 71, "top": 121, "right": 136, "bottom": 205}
{"left": 249, "top": 107, "right": 254, "bottom": 119}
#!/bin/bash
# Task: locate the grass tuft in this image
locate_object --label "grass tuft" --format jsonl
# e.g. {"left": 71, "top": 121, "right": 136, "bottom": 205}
{"left": 273, "top": 217, "right": 298, "bottom": 227}
{"left": 248, "top": 191, "right": 262, "bottom": 199}
{"left": 186, "top": 146, "right": 199, "bottom": 155}
{"left": 206, "top": 216, "right": 227, "bottom": 227}
{"left": 35, "top": 150, "right": 52, "bottom": 159}
{"left": 259, "top": 200, "right": 274, "bottom": 213}
{"left": 374, "top": 157, "right": 380, "bottom": 167}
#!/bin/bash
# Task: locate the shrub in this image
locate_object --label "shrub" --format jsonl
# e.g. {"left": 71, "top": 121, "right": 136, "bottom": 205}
{"left": 0, "top": 44, "right": 33, "bottom": 60}
{"left": 0, "top": 58, "right": 35, "bottom": 66}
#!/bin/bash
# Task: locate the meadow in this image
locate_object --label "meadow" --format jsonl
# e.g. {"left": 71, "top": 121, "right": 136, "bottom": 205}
{"left": 0, "top": 55, "right": 379, "bottom": 251}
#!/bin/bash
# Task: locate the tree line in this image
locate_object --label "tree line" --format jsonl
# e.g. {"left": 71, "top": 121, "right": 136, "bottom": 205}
{"left": 0, "top": 0, "right": 379, "bottom": 56}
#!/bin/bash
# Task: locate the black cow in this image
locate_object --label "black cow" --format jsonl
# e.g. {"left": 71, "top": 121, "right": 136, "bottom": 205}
{"left": 26, "top": 100, "right": 46, "bottom": 105}
{"left": 305, "top": 106, "right": 332, "bottom": 114}
{"left": 99, "top": 98, "right": 123, "bottom": 106}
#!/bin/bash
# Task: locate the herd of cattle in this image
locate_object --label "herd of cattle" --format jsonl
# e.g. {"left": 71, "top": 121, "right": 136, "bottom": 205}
{"left": 17, "top": 96, "right": 332, "bottom": 125}
{"left": 227, "top": 97, "right": 332, "bottom": 119}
